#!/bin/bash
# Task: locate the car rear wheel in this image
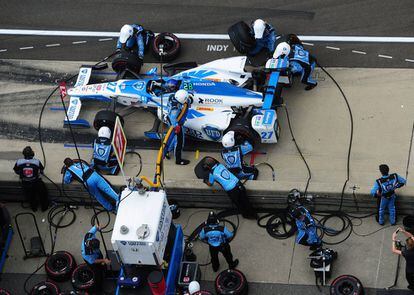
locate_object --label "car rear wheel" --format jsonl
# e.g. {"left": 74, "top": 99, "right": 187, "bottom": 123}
{"left": 151, "top": 32, "right": 181, "bottom": 62}
{"left": 93, "top": 110, "right": 124, "bottom": 131}
{"left": 226, "top": 118, "right": 260, "bottom": 148}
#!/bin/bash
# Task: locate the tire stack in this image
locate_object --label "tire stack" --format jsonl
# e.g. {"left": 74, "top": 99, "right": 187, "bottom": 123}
{"left": 71, "top": 264, "right": 96, "bottom": 292}
{"left": 45, "top": 251, "right": 77, "bottom": 282}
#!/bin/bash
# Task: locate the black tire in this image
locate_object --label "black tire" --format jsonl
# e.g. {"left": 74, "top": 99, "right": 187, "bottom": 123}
{"left": 0, "top": 289, "right": 11, "bottom": 295}
{"left": 30, "top": 281, "right": 60, "bottom": 295}
{"left": 151, "top": 32, "right": 181, "bottom": 62}
{"left": 330, "top": 275, "right": 364, "bottom": 295}
{"left": 93, "top": 110, "right": 124, "bottom": 131}
{"left": 71, "top": 264, "right": 96, "bottom": 291}
{"left": 111, "top": 50, "right": 143, "bottom": 74}
{"left": 228, "top": 21, "right": 255, "bottom": 54}
{"left": 226, "top": 118, "right": 260, "bottom": 148}
{"left": 45, "top": 251, "right": 77, "bottom": 282}
{"left": 215, "top": 269, "right": 248, "bottom": 295}
{"left": 265, "top": 213, "right": 297, "bottom": 239}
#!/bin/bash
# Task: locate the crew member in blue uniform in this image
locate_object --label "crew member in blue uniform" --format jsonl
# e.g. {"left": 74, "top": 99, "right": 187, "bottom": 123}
{"left": 289, "top": 43, "right": 318, "bottom": 90}
{"left": 13, "top": 146, "right": 49, "bottom": 212}
{"left": 166, "top": 89, "right": 191, "bottom": 165}
{"left": 249, "top": 19, "right": 277, "bottom": 57}
{"left": 371, "top": 164, "right": 406, "bottom": 225}
{"left": 221, "top": 131, "right": 258, "bottom": 180}
{"left": 91, "top": 126, "right": 120, "bottom": 175}
{"left": 117, "top": 24, "right": 146, "bottom": 60}
{"left": 291, "top": 206, "right": 322, "bottom": 250}
{"left": 199, "top": 212, "right": 239, "bottom": 272}
{"left": 63, "top": 158, "right": 119, "bottom": 212}
{"left": 203, "top": 157, "right": 257, "bottom": 219}
{"left": 81, "top": 224, "right": 110, "bottom": 291}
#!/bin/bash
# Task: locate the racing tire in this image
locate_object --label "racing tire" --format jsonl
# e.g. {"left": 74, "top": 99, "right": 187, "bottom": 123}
{"left": 151, "top": 32, "right": 181, "bottom": 62}
{"left": 45, "top": 251, "right": 77, "bottom": 282}
{"left": 0, "top": 289, "right": 11, "bottom": 295}
{"left": 330, "top": 275, "right": 364, "bottom": 295}
{"left": 93, "top": 110, "right": 124, "bottom": 131}
{"left": 71, "top": 264, "right": 96, "bottom": 291}
{"left": 215, "top": 269, "right": 248, "bottom": 295}
{"left": 228, "top": 21, "right": 255, "bottom": 54}
{"left": 226, "top": 118, "right": 260, "bottom": 148}
{"left": 30, "top": 281, "right": 60, "bottom": 295}
{"left": 111, "top": 50, "right": 143, "bottom": 74}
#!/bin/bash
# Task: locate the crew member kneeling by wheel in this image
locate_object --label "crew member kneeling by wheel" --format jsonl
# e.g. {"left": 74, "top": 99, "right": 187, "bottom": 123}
{"left": 81, "top": 224, "right": 110, "bottom": 291}
{"left": 202, "top": 157, "right": 257, "bottom": 219}
{"left": 91, "top": 126, "right": 120, "bottom": 175}
{"left": 13, "top": 146, "right": 49, "bottom": 212}
{"left": 392, "top": 227, "right": 414, "bottom": 291}
{"left": 199, "top": 212, "right": 239, "bottom": 272}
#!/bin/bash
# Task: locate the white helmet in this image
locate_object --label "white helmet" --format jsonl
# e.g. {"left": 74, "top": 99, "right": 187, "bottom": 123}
{"left": 98, "top": 126, "right": 111, "bottom": 139}
{"left": 273, "top": 42, "right": 291, "bottom": 58}
{"left": 188, "top": 281, "right": 201, "bottom": 295}
{"left": 174, "top": 89, "right": 189, "bottom": 104}
{"left": 222, "top": 131, "right": 235, "bottom": 148}
{"left": 119, "top": 24, "right": 133, "bottom": 43}
{"left": 252, "top": 19, "right": 266, "bottom": 39}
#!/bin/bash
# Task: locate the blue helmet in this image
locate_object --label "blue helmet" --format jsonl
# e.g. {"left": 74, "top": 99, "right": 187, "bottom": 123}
{"left": 165, "top": 79, "right": 179, "bottom": 92}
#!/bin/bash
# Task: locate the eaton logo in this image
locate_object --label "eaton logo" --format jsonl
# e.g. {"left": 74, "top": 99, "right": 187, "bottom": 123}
{"left": 203, "top": 125, "right": 221, "bottom": 141}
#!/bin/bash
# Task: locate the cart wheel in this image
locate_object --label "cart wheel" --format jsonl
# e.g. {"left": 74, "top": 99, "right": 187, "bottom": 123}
{"left": 30, "top": 281, "right": 60, "bottom": 295}
{"left": 45, "top": 251, "right": 77, "bottom": 281}
{"left": 215, "top": 269, "right": 248, "bottom": 295}
{"left": 71, "top": 264, "right": 96, "bottom": 291}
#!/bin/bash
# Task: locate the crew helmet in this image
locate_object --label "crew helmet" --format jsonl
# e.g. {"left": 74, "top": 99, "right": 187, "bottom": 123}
{"left": 174, "top": 89, "right": 189, "bottom": 104}
{"left": 273, "top": 42, "right": 291, "bottom": 58}
{"left": 252, "top": 19, "right": 266, "bottom": 39}
{"left": 222, "top": 131, "right": 235, "bottom": 148}
{"left": 188, "top": 281, "right": 201, "bottom": 294}
{"left": 98, "top": 126, "right": 111, "bottom": 139}
{"left": 119, "top": 24, "right": 134, "bottom": 43}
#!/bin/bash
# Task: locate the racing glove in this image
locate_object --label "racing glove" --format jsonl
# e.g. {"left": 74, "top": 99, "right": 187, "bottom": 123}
{"left": 174, "top": 125, "right": 181, "bottom": 134}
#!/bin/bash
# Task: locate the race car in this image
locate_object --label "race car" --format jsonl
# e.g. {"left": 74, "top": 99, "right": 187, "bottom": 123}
{"left": 64, "top": 54, "right": 291, "bottom": 145}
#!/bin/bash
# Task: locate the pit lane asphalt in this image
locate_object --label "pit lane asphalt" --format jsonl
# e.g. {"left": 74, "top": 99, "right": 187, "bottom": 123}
{"left": 0, "top": 0, "right": 414, "bottom": 67}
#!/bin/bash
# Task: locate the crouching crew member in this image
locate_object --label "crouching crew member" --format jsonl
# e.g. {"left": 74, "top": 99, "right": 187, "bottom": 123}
{"left": 221, "top": 131, "right": 258, "bottom": 180}
{"left": 63, "top": 158, "right": 119, "bottom": 212}
{"left": 249, "top": 19, "right": 277, "bottom": 57}
{"left": 166, "top": 89, "right": 191, "bottom": 165}
{"left": 371, "top": 164, "right": 406, "bottom": 225}
{"left": 203, "top": 157, "right": 257, "bottom": 219}
{"left": 91, "top": 126, "right": 120, "bottom": 175}
{"left": 117, "top": 24, "right": 146, "bottom": 60}
{"left": 288, "top": 43, "right": 317, "bottom": 90}
{"left": 82, "top": 224, "right": 110, "bottom": 291}
{"left": 291, "top": 206, "right": 322, "bottom": 250}
{"left": 13, "top": 146, "right": 49, "bottom": 212}
{"left": 199, "top": 212, "right": 239, "bottom": 272}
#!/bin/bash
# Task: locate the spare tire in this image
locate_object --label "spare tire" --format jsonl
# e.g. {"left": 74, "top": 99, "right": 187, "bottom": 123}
{"left": 151, "top": 32, "right": 181, "bottom": 62}
{"left": 45, "top": 251, "right": 77, "bottom": 282}
{"left": 215, "top": 269, "right": 248, "bottom": 295}
{"left": 111, "top": 50, "right": 143, "bottom": 74}
{"left": 93, "top": 110, "right": 124, "bottom": 131}
{"left": 226, "top": 118, "right": 260, "bottom": 148}
{"left": 30, "top": 281, "right": 60, "bottom": 295}
{"left": 228, "top": 21, "right": 255, "bottom": 54}
{"left": 71, "top": 264, "right": 96, "bottom": 291}
{"left": 330, "top": 275, "right": 364, "bottom": 295}
{"left": 0, "top": 289, "right": 11, "bottom": 295}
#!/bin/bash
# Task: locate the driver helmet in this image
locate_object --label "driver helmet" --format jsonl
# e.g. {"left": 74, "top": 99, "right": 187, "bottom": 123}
{"left": 165, "top": 79, "right": 179, "bottom": 92}
{"left": 174, "top": 89, "right": 189, "bottom": 104}
{"left": 188, "top": 281, "right": 201, "bottom": 295}
{"left": 98, "top": 126, "right": 111, "bottom": 139}
{"left": 222, "top": 131, "right": 235, "bottom": 148}
{"left": 273, "top": 42, "right": 291, "bottom": 59}
{"left": 252, "top": 19, "right": 266, "bottom": 39}
{"left": 119, "top": 24, "right": 134, "bottom": 43}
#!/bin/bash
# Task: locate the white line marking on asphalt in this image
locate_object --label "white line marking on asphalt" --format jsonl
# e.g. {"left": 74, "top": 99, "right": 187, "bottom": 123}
{"left": 72, "top": 41, "right": 87, "bottom": 44}
{"left": 1, "top": 29, "right": 414, "bottom": 42}
{"left": 352, "top": 50, "right": 367, "bottom": 55}
{"left": 45, "top": 43, "right": 60, "bottom": 47}
{"left": 405, "top": 59, "right": 414, "bottom": 63}
{"left": 378, "top": 54, "right": 392, "bottom": 59}
{"left": 302, "top": 42, "right": 314, "bottom": 46}
{"left": 326, "top": 46, "right": 340, "bottom": 50}
{"left": 98, "top": 38, "right": 113, "bottom": 42}
{"left": 19, "top": 46, "right": 33, "bottom": 50}
{"left": 0, "top": 49, "right": 7, "bottom": 52}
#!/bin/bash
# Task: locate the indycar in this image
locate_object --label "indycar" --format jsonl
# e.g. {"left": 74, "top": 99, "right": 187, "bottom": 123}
{"left": 64, "top": 54, "right": 291, "bottom": 145}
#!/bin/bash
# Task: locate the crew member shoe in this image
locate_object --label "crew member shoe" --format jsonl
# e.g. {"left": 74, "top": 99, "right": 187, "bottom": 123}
{"left": 229, "top": 259, "right": 239, "bottom": 269}
{"left": 305, "top": 83, "right": 317, "bottom": 91}
{"left": 176, "top": 159, "right": 190, "bottom": 165}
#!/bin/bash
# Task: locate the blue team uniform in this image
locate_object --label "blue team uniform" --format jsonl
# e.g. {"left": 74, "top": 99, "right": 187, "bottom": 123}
{"left": 64, "top": 162, "right": 119, "bottom": 212}
{"left": 81, "top": 226, "right": 102, "bottom": 265}
{"left": 294, "top": 206, "right": 321, "bottom": 247}
{"left": 371, "top": 173, "right": 406, "bottom": 225}
{"left": 221, "top": 141, "right": 257, "bottom": 180}
{"left": 117, "top": 24, "right": 145, "bottom": 59}
{"left": 249, "top": 23, "right": 277, "bottom": 56}
{"left": 208, "top": 164, "right": 239, "bottom": 192}
{"left": 91, "top": 137, "right": 120, "bottom": 175}
{"left": 289, "top": 44, "right": 317, "bottom": 88}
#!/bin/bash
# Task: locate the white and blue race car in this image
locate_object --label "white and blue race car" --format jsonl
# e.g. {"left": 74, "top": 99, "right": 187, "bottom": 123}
{"left": 65, "top": 55, "right": 291, "bottom": 145}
